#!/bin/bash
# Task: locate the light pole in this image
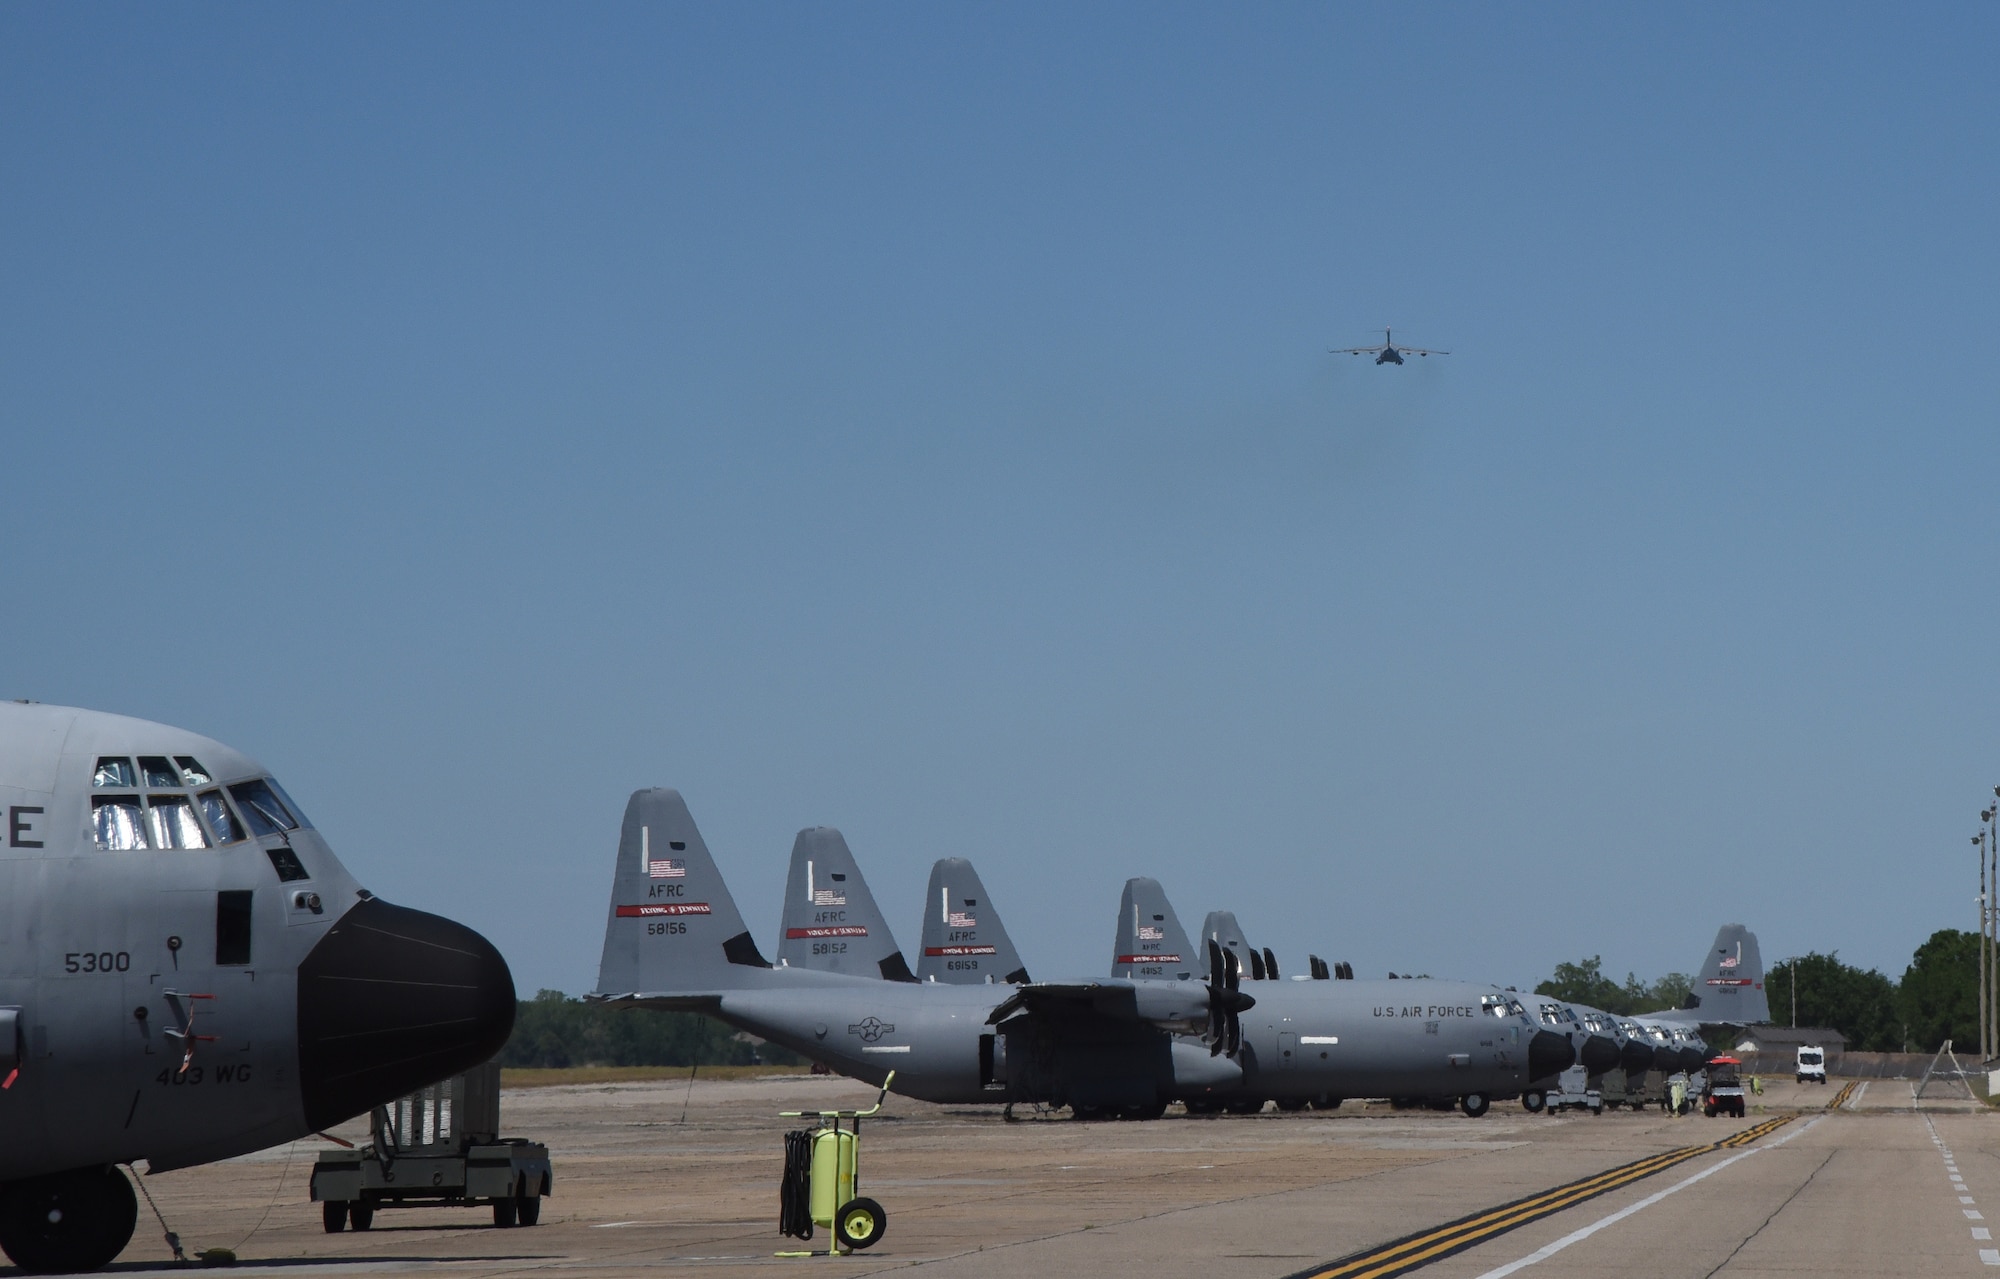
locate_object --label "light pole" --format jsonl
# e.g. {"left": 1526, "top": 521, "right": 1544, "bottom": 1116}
{"left": 1979, "top": 830, "right": 1989, "bottom": 1062}
{"left": 1989, "top": 799, "right": 1999, "bottom": 1062}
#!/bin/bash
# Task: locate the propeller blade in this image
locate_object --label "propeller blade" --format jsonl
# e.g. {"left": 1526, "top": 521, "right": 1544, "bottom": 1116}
{"left": 1247, "top": 947, "right": 1265, "bottom": 981}
{"left": 1206, "top": 939, "right": 1227, "bottom": 1055}
{"left": 1262, "top": 947, "right": 1279, "bottom": 980}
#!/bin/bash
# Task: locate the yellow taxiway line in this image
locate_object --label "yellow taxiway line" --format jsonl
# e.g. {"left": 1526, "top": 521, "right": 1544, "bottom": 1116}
{"left": 1285, "top": 1111, "right": 1803, "bottom": 1279}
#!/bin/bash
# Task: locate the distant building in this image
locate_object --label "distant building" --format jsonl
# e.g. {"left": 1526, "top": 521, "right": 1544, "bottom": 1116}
{"left": 1727, "top": 1024, "right": 1847, "bottom": 1072}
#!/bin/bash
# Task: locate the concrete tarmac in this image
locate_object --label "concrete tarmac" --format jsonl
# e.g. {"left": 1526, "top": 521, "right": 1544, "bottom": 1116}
{"left": 68, "top": 1074, "right": 1995, "bottom": 1278}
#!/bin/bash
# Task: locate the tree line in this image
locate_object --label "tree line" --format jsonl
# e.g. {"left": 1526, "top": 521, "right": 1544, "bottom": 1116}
{"left": 1537, "top": 929, "right": 1979, "bottom": 1053}
{"left": 498, "top": 990, "right": 805, "bottom": 1068}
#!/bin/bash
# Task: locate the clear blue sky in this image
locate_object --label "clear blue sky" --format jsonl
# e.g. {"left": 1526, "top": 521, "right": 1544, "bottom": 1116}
{"left": 6, "top": 5, "right": 1998, "bottom": 997}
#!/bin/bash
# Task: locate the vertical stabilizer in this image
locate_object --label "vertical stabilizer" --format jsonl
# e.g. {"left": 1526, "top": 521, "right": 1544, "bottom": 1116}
{"left": 1685, "top": 923, "right": 1770, "bottom": 1024}
{"left": 776, "top": 827, "right": 916, "bottom": 982}
{"left": 917, "top": 857, "right": 1029, "bottom": 985}
{"left": 1111, "top": 878, "right": 1198, "bottom": 981}
{"left": 1199, "top": 911, "right": 1255, "bottom": 980}
{"left": 594, "top": 789, "right": 770, "bottom": 997}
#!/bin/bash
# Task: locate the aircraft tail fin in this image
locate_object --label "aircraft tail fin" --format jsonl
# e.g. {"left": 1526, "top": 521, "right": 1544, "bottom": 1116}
{"left": 593, "top": 788, "right": 771, "bottom": 997}
{"left": 1111, "top": 878, "right": 1198, "bottom": 981}
{"left": 1199, "top": 911, "right": 1256, "bottom": 980}
{"left": 776, "top": 827, "right": 915, "bottom": 982}
{"left": 917, "top": 857, "right": 1029, "bottom": 985}
{"left": 1686, "top": 923, "right": 1770, "bottom": 1024}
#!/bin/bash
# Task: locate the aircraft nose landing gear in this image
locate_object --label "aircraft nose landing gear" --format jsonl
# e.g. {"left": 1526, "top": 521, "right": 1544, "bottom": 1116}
{"left": 0, "top": 1166, "right": 138, "bottom": 1274}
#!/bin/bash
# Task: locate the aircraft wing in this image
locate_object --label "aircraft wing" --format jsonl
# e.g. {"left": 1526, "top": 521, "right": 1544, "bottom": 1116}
{"left": 1331, "top": 345, "right": 1388, "bottom": 355}
{"left": 1398, "top": 346, "right": 1449, "bottom": 356}
{"left": 589, "top": 991, "right": 724, "bottom": 1012}
{"left": 987, "top": 979, "right": 1211, "bottom": 1035}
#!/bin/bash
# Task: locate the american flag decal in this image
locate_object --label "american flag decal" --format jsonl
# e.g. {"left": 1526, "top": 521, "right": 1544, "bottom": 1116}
{"left": 650, "top": 858, "right": 685, "bottom": 879}
{"left": 948, "top": 911, "right": 977, "bottom": 928}
{"left": 1138, "top": 925, "right": 1164, "bottom": 941}
{"left": 814, "top": 888, "right": 847, "bottom": 906}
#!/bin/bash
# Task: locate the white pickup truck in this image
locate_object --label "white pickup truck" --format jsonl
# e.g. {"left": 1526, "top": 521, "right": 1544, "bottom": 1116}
{"left": 1796, "top": 1044, "right": 1827, "bottom": 1084}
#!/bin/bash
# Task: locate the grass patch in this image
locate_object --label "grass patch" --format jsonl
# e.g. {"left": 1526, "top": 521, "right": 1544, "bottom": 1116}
{"left": 501, "top": 1064, "right": 814, "bottom": 1088}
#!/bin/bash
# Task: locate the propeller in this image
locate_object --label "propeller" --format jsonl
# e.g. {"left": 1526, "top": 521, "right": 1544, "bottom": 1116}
{"left": 1205, "top": 939, "right": 1256, "bottom": 1057}
{"left": 1308, "top": 954, "right": 1329, "bottom": 980}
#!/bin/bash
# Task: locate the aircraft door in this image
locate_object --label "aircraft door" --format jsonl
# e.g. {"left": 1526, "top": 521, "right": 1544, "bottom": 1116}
{"left": 1277, "top": 1031, "right": 1298, "bottom": 1070}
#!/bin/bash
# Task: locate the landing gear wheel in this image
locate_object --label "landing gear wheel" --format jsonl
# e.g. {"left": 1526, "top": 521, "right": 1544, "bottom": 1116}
{"left": 349, "top": 1203, "right": 374, "bottom": 1231}
{"left": 1117, "top": 1101, "right": 1168, "bottom": 1121}
{"left": 1522, "top": 1091, "right": 1546, "bottom": 1114}
{"left": 1460, "top": 1093, "right": 1490, "bottom": 1118}
{"left": 493, "top": 1196, "right": 519, "bottom": 1228}
{"left": 1069, "top": 1104, "right": 1108, "bottom": 1121}
{"left": 1182, "top": 1098, "right": 1224, "bottom": 1115}
{"left": 0, "top": 1165, "right": 139, "bottom": 1274}
{"left": 835, "top": 1197, "right": 887, "bottom": 1250}
{"left": 322, "top": 1201, "right": 349, "bottom": 1233}
{"left": 1225, "top": 1098, "right": 1267, "bottom": 1115}
{"left": 1275, "top": 1099, "right": 1309, "bottom": 1113}
{"left": 1309, "top": 1096, "right": 1343, "bottom": 1111}
{"left": 515, "top": 1193, "right": 540, "bottom": 1226}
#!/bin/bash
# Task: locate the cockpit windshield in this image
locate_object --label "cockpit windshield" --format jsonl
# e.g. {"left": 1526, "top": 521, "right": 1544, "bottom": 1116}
{"left": 228, "top": 779, "right": 299, "bottom": 837}
{"left": 88, "top": 751, "right": 263, "bottom": 850}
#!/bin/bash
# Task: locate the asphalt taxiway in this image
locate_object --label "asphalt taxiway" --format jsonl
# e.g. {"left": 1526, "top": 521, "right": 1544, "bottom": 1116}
{"left": 78, "top": 1074, "right": 1992, "bottom": 1278}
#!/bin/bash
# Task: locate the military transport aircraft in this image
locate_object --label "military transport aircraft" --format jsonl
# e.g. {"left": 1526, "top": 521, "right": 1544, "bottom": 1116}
{"left": 595, "top": 791, "right": 1243, "bottom": 1118}
{"left": 594, "top": 790, "right": 1573, "bottom": 1119}
{"left": 0, "top": 702, "right": 515, "bottom": 1273}
{"left": 1332, "top": 327, "right": 1449, "bottom": 364}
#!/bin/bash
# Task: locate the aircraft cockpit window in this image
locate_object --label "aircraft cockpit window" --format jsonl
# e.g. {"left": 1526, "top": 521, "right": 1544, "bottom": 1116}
{"left": 228, "top": 780, "right": 298, "bottom": 837}
{"left": 146, "top": 796, "right": 210, "bottom": 849}
{"left": 1538, "top": 1003, "right": 1563, "bottom": 1025}
{"left": 139, "top": 756, "right": 181, "bottom": 788}
{"left": 1508, "top": 999, "right": 1526, "bottom": 1017}
{"left": 175, "top": 757, "right": 213, "bottom": 785}
{"left": 265, "top": 778, "right": 311, "bottom": 829}
{"left": 94, "top": 757, "right": 136, "bottom": 787}
{"left": 93, "top": 796, "right": 149, "bottom": 850}
{"left": 198, "top": 790, "right": 244, "bottom": 844}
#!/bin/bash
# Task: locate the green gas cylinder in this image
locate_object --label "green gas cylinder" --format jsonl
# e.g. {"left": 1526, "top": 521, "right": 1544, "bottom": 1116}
{"left": 809, "top": 1128, "right": 857, "bottom": 1228}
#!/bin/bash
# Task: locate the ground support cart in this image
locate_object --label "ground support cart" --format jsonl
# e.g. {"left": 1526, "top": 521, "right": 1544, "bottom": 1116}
{"left": 777, "top": 1071, "right": 894, "bottom": 1256}
{"left": 311, "top": 1062, "right": 552, "bottom": 1231}
{"left": 1542, "top": 1065, "right": 1603, "bottom": 1115}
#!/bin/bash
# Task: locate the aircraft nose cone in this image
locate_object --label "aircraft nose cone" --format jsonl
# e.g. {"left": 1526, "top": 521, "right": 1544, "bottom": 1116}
{"left": 1528, "top": 1030, "right": 1575, "bottom": 1079}
{"left": 297, "top": 897, "right": 516, "bottom": 1131}
{"left": 1579, "top": 1034, "right": 1621, "bottom": 1075}
{"left": 1620, "top": 1039, "right": 1655, "bottom": 1074}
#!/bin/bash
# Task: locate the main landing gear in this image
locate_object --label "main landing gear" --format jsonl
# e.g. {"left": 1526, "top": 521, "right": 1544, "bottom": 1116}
{"left": 0, "top": 1166, "right": 139, "bottom": 1274}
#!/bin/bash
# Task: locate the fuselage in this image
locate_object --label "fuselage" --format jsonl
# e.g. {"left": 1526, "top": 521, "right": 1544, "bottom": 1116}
{"left": 650, "top": 970, "right": 1552, "bottom": 1110}
{"left": 0, "top": 703, "right": 515, "bottom": 1182}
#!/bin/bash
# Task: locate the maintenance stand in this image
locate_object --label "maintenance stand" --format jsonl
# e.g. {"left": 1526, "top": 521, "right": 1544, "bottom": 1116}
{"left": 311, "top": 1061, "right": 552, "bottom": 1231}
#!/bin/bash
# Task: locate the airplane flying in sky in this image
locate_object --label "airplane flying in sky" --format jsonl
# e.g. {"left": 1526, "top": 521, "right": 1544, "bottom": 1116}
{"left": 1332, "top": 327, "right": 1449, "bottom": 364}
{"left": 0, "top": 702, "right": 515, "bottom": 1273}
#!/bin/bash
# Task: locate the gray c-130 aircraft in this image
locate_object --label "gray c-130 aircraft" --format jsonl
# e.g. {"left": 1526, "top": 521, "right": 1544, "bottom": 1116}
{"left": 594, "top": 790, "right": 1575, "bottom": 1118}
{"left": 0, "top": 703, "right": 516, "bottom": 1273}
